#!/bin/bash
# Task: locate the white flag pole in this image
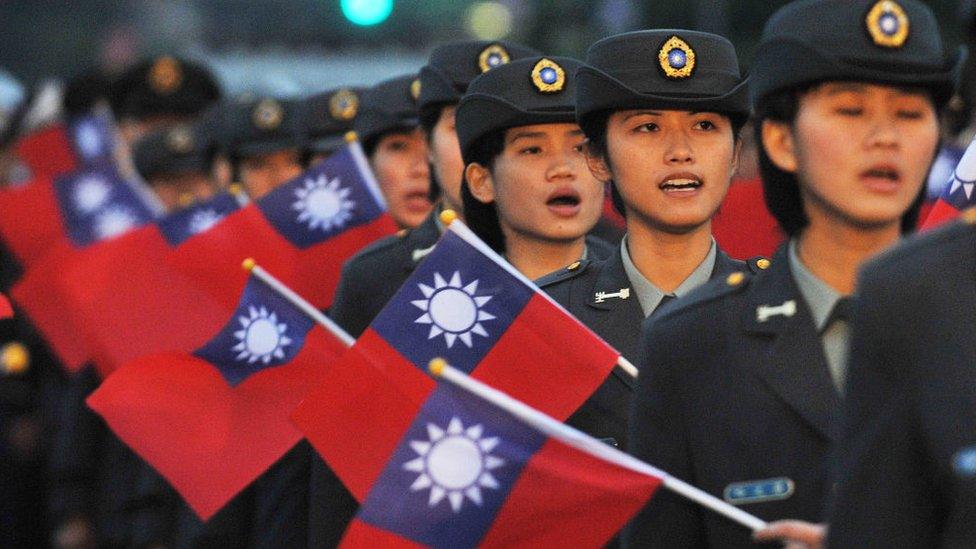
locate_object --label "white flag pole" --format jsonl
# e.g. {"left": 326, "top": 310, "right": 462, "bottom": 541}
{"left": 242, "top": 258, "right": 355, "bottom": 348}
{"left": 430, "top": 358, "right": 767, "bottom": 533}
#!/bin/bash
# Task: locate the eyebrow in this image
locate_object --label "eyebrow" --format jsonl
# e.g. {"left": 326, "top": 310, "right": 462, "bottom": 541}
{"left": 822, "top": 82, "right": 930, "bottom": 99}
{"left": 506, "top": 131, "right": 547, "bottom": 143}
{"left": 622, "top": 110, "right": 663, "bottom": 121}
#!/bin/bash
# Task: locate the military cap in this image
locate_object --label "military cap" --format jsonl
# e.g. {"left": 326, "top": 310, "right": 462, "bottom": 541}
{"left": 63, "top": 69, "right": 111, "bottom": 118}
{"left": 576, "top": 30, "right": 749, "bottom": 138}
{"left": 752, "top": 0, "right": 964, "bottom": 108}
{"left": 418, "top": 40, "right": 541, "bottom": 126}
{"left": 354, "top": 75, "right": 420, "bottom": 148}
{"left": 219, "top": 97, "right": 307, "bottom": 158}
{"left": 456, "top": 56, "right": 583, "bottom": 163}
{"left": 109, "top": 56, "right": 221, "bottom": 120}
{"left": 133, "top": 122, "right": 211, "bottom": 180}
{"left": 305, "top": 87, "right": 364, "bottom": 154}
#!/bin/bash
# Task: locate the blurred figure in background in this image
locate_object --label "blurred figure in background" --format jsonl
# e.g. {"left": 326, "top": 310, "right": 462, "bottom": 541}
{"left": 304, "top": 86, "right": 363, "bottom": 166}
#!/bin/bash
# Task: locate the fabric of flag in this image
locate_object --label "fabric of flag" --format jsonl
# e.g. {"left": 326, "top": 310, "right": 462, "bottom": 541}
{"left": 56, "top": 192, "right": 244, "bottom": 376}
{"left": 11, "top": 166, "right": 157, "bottom": 369}
{"left": 922, "top": 139, "right": 976, "bottom": 230}
{"left": 292, "top": 221, "right": 620, "bottom": 501}
{"left": 341, "top": 382, "right": 661, "bottom": 548}
{"left": 87, "top": 274, "right": 346, "bottom": 520}
{"left": 0, "top": 176, "right": 63, "bottom": 265}
{"left": 0, "top": 293, "right": 12, "bottom": 319}
{"left": 168, "top": 140, "right": 397, "bottom": 311}
{"left": 14, "top": 124, "right": 78, "bottom": 180}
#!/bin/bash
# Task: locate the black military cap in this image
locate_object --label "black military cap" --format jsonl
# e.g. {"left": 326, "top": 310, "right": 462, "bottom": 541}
{"left": 305, "top": 87, "right": 364, "bottom": 155}
{"left": 219, "top": 97, "right": 307, "bottom": 159}
{"left": 418, "top": 40, "right": 541, "bottom": 126}
{"left": 63, "top": 69, "right": 111, "bottom": 118}
{"left": 576, "top": 30, "right": 749, "bottom": 138}
{"left": 751, "top": 0, "right": 963, "bottom": 108}
{"left": 109, "top": 56, "right": 221, "bottom": 120}
{"left": 133, "top": 122, "right": 212, "bottom": 180}
{"left": 456, "top": 56, "right": 583, "bottom": 164}
{"left": 354, "top": 75, "right": 420, "bottom": 148}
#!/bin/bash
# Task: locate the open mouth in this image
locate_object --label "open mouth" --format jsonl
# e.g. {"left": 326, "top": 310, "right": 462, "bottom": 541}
{"left": 546, "top": 188, "right": 582, "bottom": 216}
{"left": 860, "top": 166, "right": 900, "bottom": 182}
{"left": 659, "top": 173, "right": 703, "bottom": 192}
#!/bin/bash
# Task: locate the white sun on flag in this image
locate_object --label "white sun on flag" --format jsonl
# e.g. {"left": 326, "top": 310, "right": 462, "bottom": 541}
{"left": 412, "top": 272, "right": 495, "bottom": 349}
{"left": 187, "top": 208, "right": 225, "bottom": 235}
{"left": 93, "top": 206, "right": 138, "bottom": 239}
{"left": 75, "top": 123, "right": 103, "bottom": 159}
{"left": 292, "top": 175, "right": 356, "bottom": 231}
{"left": 74, "top": 176, "right": 112, "bottom": 213}
{"left": 232, "top": 306, "right": 292, "bottom": 364}
{"left": 403, "top": 417, "right": 505, "bottom": 513}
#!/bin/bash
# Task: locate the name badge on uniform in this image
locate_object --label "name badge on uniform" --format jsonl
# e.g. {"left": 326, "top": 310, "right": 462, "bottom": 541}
{"left": 953, "top": 445, "right": 976, "bottom": 478}
{"left": 723, "top": 477, "right": 794, "bottom": 505}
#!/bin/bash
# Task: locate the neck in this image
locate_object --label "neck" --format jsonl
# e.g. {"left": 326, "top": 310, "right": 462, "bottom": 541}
{"left": 626, "top": 220, "right": 714, "bottom": 293}
{"left": 504, "top": 234, "right": 587, "bottom": 281}
{"left": 797, "top": 219, "right": 901, "bottom": 295}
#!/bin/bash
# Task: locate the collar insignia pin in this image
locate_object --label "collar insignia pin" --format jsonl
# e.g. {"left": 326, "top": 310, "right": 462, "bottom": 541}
{"left": 756, "top": 300, "right": 797, "bottom": 322}
{"left": 595, "top": 288, "right": 630, "bottom": 303}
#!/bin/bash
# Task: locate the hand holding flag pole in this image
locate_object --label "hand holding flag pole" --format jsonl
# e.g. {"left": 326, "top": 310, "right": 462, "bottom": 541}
{"left": 428, "top": 357, "right": 768, "bottom": 533}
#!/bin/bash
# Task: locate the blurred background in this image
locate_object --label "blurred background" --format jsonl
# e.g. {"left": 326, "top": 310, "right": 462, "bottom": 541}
{"left": 1, "top": 0, "right": 974, "bottom": 97}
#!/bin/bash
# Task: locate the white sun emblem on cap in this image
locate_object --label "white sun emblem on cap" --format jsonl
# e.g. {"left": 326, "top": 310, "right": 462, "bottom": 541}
{"left": 93, "top": 206, "right": 138, "bottom": 239}
{"left": 187, "top": 208, "right": 225, "bottom": 235}
{"left": 75, "top": 123, "right": 103, "bottom": 159}
{"left": 412, "top": 272, "right": 495, "bottom": 349}
{"left": 74, "top": 176, "right": 112, "bottom": 213}
{"left": 292, "top": 175, "right": 356, "bottom": 231}
{"left": 232, "top": 306, "right": 292, "bottom": 364}
{"left": 403, "top": 417, "right": 504, "bottom": 513}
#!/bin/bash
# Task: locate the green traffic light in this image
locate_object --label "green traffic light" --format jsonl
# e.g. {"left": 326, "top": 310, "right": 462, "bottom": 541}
{"left": 340, "top": 0, "right": 394, "bottom": 26}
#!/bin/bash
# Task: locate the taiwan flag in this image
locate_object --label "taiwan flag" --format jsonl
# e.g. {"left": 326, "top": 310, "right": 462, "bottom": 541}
{"left": 57, "top": 192, "right": 244, "bottom": 376}
{"left": 922, "top": 138, "right": 976, "bottom": 230}
{"left": 168, "top": 139, "right": 397, "bottom": 310}
{"left": 11, "top": 165, "right": 158, "bottom": 369}
{"left": 87, "top": 274, "right": 347, "bottom": 520}
{"left": 341, "top": 379, "right": 661, "bottom": 548}
{"left": 14, "top": 124, "right": 78, "bottom": 180}
{"left": 292, "top": 220, "right": 620, "bottom": 501}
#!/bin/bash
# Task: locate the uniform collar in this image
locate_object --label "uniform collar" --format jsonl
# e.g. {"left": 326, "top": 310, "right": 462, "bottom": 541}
{"left": 619, "top": 235, "right": 717, "bottom": 317}
{"left": 788, "top": 239, "right": 843, "bottom": 333}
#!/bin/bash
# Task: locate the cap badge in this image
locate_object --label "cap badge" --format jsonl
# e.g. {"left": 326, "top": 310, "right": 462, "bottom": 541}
{"left": 329, "top": 89, "right": 359, "bottom": 121}
{"left": 253, "top": 99, "right": 284, "bottom": 130}
{"left": 410, "top": 78, "right": 422, "bottom": 101}
{"left": 149, "top": 56, "right": 183, "bottom": 95}
{"left": 166, "top": 126, "right": 194, "bottom": 153}
{"left": 478, "top": 44, "right": 511, "bottom": 73}
{"left": 866, "top": 0, "right": 909, "bottom": 48}
{"left": 658, "top": 36, "right": 696, "bottom": 79}
{"left": 531, "top": 58, "right": 566, "bottom": 93}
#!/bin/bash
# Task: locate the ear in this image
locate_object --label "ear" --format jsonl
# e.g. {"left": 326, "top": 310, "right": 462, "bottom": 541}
{"left": 584, "top": 139, "right": 613, "bottom": 183}
{"left": 464, "top": 163, "right": 495, "bottom": 204}
{"left": 760, "top": 119, "right": 797, "bottom": 173}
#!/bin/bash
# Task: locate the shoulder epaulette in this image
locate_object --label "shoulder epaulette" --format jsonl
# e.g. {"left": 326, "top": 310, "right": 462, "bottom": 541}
{"left": 535, "top": 258, "right": 591, "bottom": 288}
{"left": 656, "top": 269, "right": 754, "bottom": 320}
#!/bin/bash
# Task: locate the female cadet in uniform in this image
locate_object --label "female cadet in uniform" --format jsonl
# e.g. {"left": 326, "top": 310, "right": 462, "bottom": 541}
{"left": 536, "top": 30, "right": 752, "bottom": 450}
{"left": 626, "top": 1, "right": 960, "bottom": 547}
{"left": 355, "top": 74, "right": 432, "bottom": 230}
{"left": 456, "top": 56, "right": 611, "bottom": 280}
{"left": 221, "top": 97, "right": 306, "bottom": 200}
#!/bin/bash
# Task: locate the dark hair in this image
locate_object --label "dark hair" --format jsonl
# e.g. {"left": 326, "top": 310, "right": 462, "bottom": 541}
{"left": 421, "top": 103, "right": 452, "bottom": 202}
{"left": 754, "top": 85, "right": 931, "bottom": 236}
{"left": 586, "top": 110, "right": 747, "bottom": 217}
{"left": 460, "top": 129, "right": 507, "bottom": 254}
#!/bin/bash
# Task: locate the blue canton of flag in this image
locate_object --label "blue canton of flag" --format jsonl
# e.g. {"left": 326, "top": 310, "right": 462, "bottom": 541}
{"left": 357, "top": 382, "right": 547, "bottom": 548}
{"left": 370, "top": 229, "right": 534, "bottom": 375}
{"left": 194, "top": 276, "right": 316, "bottom": 387}
{"left": 68, "top": 112, "right": 116, "bottom": 168}
{"left": 53, "top": 166, "right": 156, "bottom": 247}
{"left": 158, "top": 192, "right": 244, "bottom": 246}
{"left": 257, "top": 142, "right": 386, "bottom": 249}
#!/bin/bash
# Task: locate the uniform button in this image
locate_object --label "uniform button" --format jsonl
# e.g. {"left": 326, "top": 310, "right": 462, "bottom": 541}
{"left": 2, "top": 342, "right": 30, "bottom": 375}
{"left": 726, "top": 272, "right": 745, "bottom": 286}
{"left": 567, "top": 261, "right": 581, "bottom": 271}
{"left": 756, "top": 258, "right": 771, "bottom": 270}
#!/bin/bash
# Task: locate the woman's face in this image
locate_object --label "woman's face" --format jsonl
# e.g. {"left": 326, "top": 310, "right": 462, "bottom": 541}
{"left": 595, "top": 109, "right": 738, "bottom": 234}
{"left": 239, "top": 148, "right": 303, "bottom": 200}
{"left": 371, "top": 128, "right": 432, "bottom": 229}
{"left": 470, "top": 123, "right": 604, "bottom": 244}
{"left": 764, "top": 82, "right": 938, "bottom": 231}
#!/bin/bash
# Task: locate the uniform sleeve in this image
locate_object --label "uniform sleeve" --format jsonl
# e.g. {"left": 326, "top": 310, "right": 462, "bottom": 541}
{"left": 46, "top": 367, "right": 101, "bottom": 526}
{"left": 249, "top": 441, "right": 311, "bottom": 548}
{"left": 329, "top": 260, "right": 371, "bottom": 338}
{"left": 623, "top": 318, "right": 708, "bottom": 548}
{"left": 826, "top": 275, "right": 941, "bottom": 548}
{"left": 307, "top": 454, "right": 359, "bottom": 547}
